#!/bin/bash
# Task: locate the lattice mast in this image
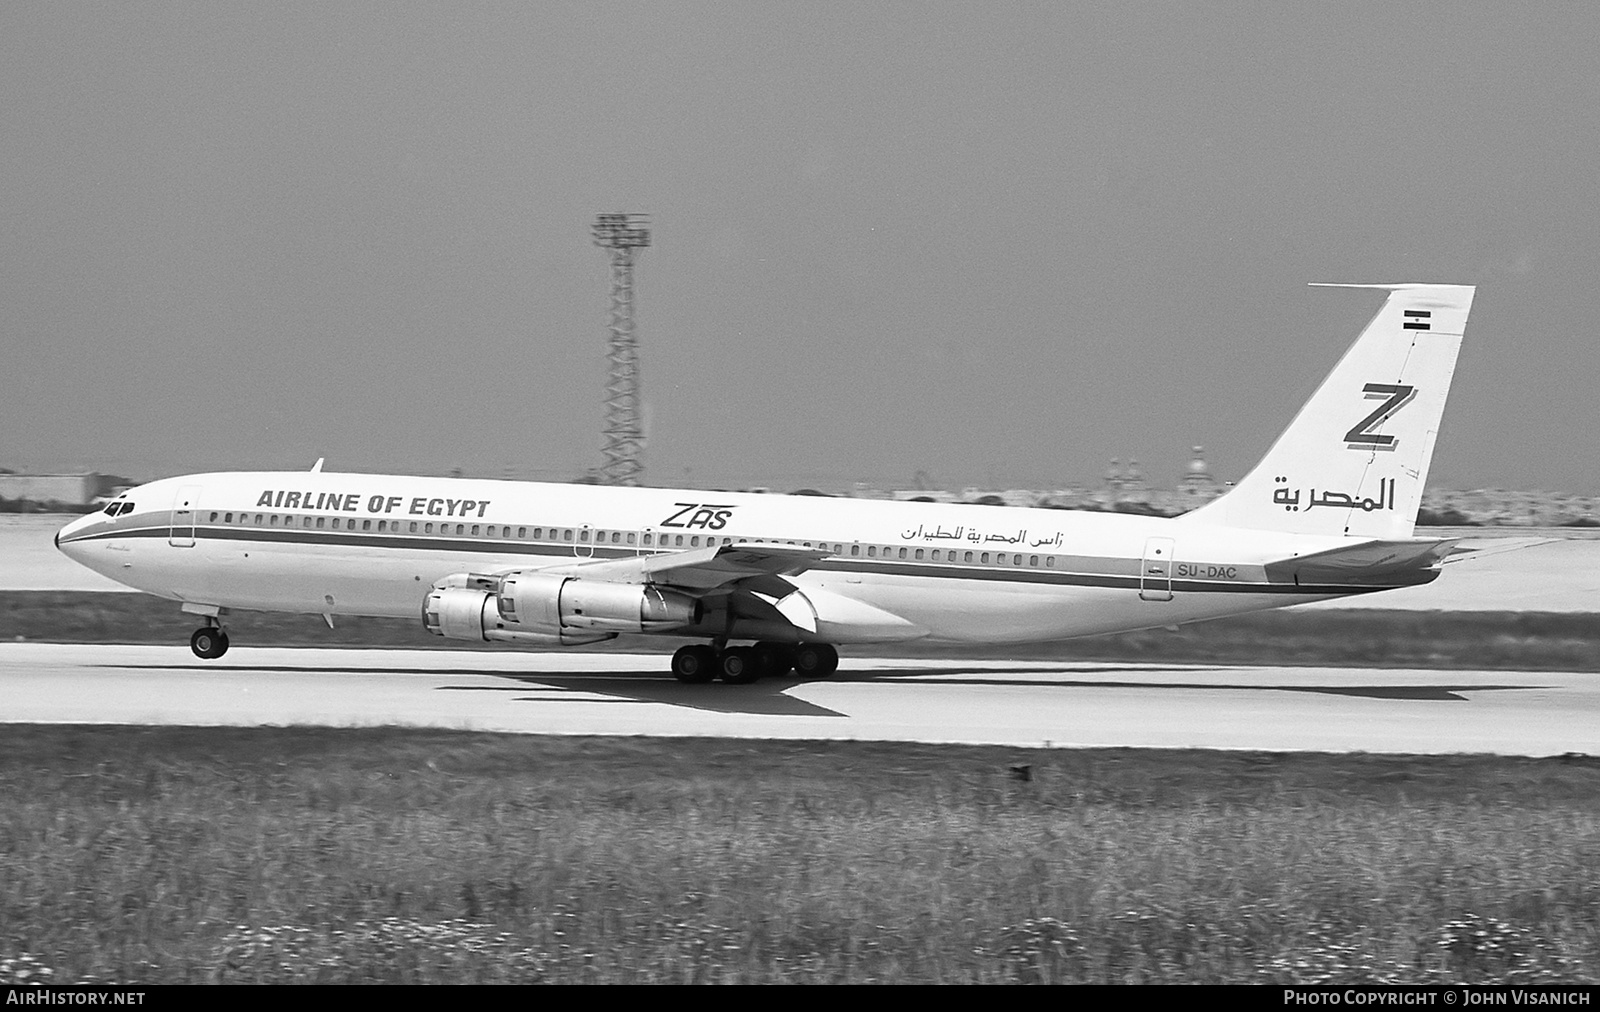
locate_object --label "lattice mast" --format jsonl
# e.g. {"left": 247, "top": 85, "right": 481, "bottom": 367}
{"left": 591, "top": 213, "right": 651, "bottom": 486}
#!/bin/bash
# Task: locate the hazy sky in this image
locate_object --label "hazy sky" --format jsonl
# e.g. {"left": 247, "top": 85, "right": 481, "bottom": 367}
{"left": 4, "top": 2, "right": 1598, "bottom": 492}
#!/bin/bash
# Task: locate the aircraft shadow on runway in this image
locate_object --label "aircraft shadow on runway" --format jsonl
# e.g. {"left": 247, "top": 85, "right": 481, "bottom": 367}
{"left": 112, "top": 663, "right": 1547, "bottom": 718}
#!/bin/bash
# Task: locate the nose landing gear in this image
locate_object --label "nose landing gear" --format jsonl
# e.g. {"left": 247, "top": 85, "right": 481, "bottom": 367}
{"left": 189, "top": 625, "right": 230, "bottom": 659}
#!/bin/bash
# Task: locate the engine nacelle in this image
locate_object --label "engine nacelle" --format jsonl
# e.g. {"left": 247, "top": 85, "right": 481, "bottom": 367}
{"left": 498, "top": 571, "right": 701, "bottom": 632}
{"left": 422, "top": 584, "right": 614, "bottom": 646}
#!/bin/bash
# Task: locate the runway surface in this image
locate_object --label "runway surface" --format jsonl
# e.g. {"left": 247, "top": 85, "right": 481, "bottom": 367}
{"left": 3, "top": 643, "right": 1595, "bottom": 756}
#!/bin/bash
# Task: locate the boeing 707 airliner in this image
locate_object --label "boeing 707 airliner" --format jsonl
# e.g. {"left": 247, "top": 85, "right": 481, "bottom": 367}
{"left": 57, "top": 284, "right": 1475, "bottom": 684}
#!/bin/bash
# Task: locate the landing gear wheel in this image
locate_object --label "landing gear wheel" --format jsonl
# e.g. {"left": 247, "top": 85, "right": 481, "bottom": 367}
{"left": 190, "top": 627, "right": 230, "bottom": 659}
{"left": 754, "top": 641, "right": 795, "bottom": 676}
{"left": 793, "top": 643, "right": 838, "bottom": 678}
{"left": 671, "top": 645, "right": 717, "bottom": 684}
{"left": 719, "top": 646, "right": 763, "bottom": 684}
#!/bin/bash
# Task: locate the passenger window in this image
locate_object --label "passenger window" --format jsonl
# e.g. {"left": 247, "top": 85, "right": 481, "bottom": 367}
{"left": 425, "top": 523, "right": 434, "bottom": 534}
{"left": 1030, "top": 555, "right": 1038, "bottom": 566}
{"left": 690, "top": 536, "right": 700, "bottom": 547}
{"left": 1013, "top": 554, "right": 1022, "bottom": 565}
{"left": 208, "top": 512, "right": 218, "bottom": 522}
{"left": 563, "top": 529, "right": 572, "bottom": 541}
{"left": 675, "top": 535, "right": 684, "bottom": 547}
{"left": 980, "top": 552, "right": 989, "bottom": 563}
{"left": 627, "top": 533, "right": 636, "bottom": 545}
{"left": 456, "top": 524, "right": 464, "bottom": 535}
{"left": 518, "top": 527, "right": 526, "bottom": 538}
{"left": 964, "top": 552, "right": 973, "bottom": 562}
{"left": 471, "top": 525, "right": 480, "bottom": 536}
{"left": 580, "top": 530, "right": 590, "bottom": 542}
{"left": 1046, "top": 556, "right": 1055, "bottom": 568}
{"left": 850, "top": 545, "right": 860, "bottom": 556}
{"left": 224, "top": 512, "right": 233, "bottom": 523}
{"left": 898, "top": 548, "right": 908, "bottom": 559}
{"left": 915, "top": 549, "right": 924, "bottom": 560}
{"left": 867, "top": 546, "right": 876, "bottom": 557}
{"left": 362, "top": 520, "right": 371, "bottom": 531}
{"left": 409, "top": 522, "right": 417, "bottom": 533}
{"left": 304, "top": 517, "right": 313, "bottom": 528}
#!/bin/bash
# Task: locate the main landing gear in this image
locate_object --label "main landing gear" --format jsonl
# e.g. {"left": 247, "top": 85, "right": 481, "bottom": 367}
{"left": 671, "top": 641, "right": 839, "bottom": 685}
{"left": 189, "top": 624, "right": 229, "bottom": 659}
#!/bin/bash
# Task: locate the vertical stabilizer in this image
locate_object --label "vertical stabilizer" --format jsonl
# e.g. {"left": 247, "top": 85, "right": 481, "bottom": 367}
{"left": 1181, "top": 284, "right": 1475, "bottom": 539}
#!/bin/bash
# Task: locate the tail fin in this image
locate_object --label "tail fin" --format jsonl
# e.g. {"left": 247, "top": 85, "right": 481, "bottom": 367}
{"left": 1182, "top": 283, "right": 1475, "bottom": 539}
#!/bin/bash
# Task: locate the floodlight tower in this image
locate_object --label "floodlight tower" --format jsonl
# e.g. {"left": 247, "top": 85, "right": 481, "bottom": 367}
{"left": 592, "top": 213, "right": 651, "bottom": 486}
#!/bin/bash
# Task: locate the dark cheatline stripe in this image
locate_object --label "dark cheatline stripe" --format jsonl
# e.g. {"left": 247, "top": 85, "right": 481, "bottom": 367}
{"left": 57, "top": 523, "right": 1415, "bottom": 597}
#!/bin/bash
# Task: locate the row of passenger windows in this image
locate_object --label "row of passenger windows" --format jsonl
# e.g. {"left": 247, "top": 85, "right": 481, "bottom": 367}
{"left": 201, "top": 511, "right": 1060, "bottom": 568}
{"left": 206, "top": 512, "right": 742, "bottom": 544}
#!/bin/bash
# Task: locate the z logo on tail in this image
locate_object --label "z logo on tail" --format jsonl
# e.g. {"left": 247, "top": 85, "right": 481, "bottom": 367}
{"left": 1344, "top": 383, "right": 1416, "bottom": 449}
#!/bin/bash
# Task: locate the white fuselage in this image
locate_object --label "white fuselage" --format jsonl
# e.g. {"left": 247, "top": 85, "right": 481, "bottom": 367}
{"left": 56, "top": 470, "right": 1430, "bottom": 645}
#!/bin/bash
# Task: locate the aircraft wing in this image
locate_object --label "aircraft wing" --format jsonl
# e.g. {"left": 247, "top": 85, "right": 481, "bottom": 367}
{"left": 538, "top": 542, "right": 832, "bottom": 594}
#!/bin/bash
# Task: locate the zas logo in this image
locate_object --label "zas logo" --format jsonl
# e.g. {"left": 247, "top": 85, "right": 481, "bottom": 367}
{"left": 1344, "top": 383, "right": 1416, "bottom": 450}
{"left": 659, "top": 503, "right": 736, "bottom": 530}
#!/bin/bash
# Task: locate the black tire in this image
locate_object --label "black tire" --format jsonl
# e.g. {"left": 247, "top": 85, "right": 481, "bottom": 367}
{"left": 719, "top": 646, "right": 762, "bottom": 684}
{"left": 671, "top": 645, "right": 717, "bottom": 684}
{"left": 754, "top": 641, "right": 794, "bottom": 675}
{"left": 190, "top": 627, "right": 227, "bottom": 660}
{"left": 793, "top": 642, "right": 839, "bottom": 678}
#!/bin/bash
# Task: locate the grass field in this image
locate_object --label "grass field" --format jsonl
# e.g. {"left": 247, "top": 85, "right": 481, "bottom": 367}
{"left": 6, "top": 591, "right": 1600, "bottom": 670}
{"left": 1, "top": 727, "right": 1597, "bottom": 984}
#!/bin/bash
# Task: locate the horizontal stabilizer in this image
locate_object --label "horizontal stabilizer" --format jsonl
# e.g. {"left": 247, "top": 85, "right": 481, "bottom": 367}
{"left": 1440, "top": 537, "right": 1558, "bottom": 565}
{"left": 1263, "top": 538, "right": 1456, "bottom": 587}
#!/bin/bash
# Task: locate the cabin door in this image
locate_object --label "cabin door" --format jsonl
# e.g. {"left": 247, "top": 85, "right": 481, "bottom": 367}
{"left": 1139, "top": 537, "right": 1174, "bottom": 602}
{"left": 169, "top": 485, "right": 201, "bottom": 548}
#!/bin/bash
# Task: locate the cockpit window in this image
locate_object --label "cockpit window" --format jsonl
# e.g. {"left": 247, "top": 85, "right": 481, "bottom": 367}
{"left": 118, "top": 502, "right": 135, "bottom": 516}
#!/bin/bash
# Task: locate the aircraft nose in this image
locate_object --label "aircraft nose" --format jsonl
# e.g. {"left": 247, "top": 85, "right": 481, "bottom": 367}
{"left": 56, "top": 513, "right": 95, "bottom": 557}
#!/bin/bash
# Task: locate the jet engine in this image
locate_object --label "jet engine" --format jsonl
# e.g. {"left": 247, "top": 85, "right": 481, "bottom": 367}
{"left": 497, "top": 571, "right": 701, "bottom": 632}
{"left": 422, "top": 571, "right": 701, "bottom": 646}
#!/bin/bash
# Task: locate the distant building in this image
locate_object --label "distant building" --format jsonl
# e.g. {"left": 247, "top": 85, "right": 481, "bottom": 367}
{"left": 0, "top": 473, "right": 101, "bottom": 506}
{"left": 1168, "top": 446, "right": 1225, "bottom": 511}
